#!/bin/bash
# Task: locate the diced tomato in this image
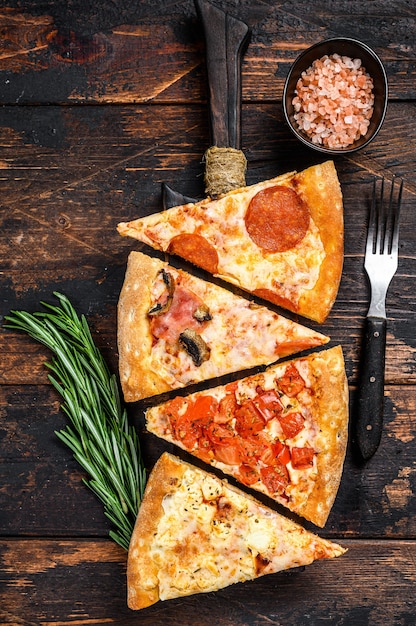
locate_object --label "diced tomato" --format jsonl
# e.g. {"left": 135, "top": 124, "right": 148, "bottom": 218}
{"left": 186, "top": 395, "right": 218, "bottom": 424}
{"left": 170, "top": 395, "right": 217, "bottom": 448}
{"left": 259, "top": 439, "right": 291, "bottom": 466}
{"left": 259, "top": 445, "right": 276, "bottom": 466}
{"left": 168, "top": 399, "right": 188, "bottom": 440}
{"left": 291, "top": 446, "right": 315, "bottom": 469}
{"left": 278, "top": 411, "right": 305, "bottom": 439}
{"left": 224, "top": 381, "right": 239, "bottom": 395}
{"left": 205, "top": 422, "right": 235, "bottom": 446}
{"left": 213, "top": 442, "right": 242, "bottom": 466}
{"left": 238, "top": 435, "right": 268, "bottom": 466}
{"left": 271, "top": 440, "right": 291, "bottom": 465}
{"left": 238, "top": 463, "right": 260, "bottom": 485}
{"left": 166, "top": 395, "right": 188, "bottom": 417}
{"left": 252, "top": 389, "right": 283, "bottom": 422}
{"left": 215, "top": 392, "right": 238, "bottom": 423}
{"left": 260, "top": 463, "right": 290, "bottom": 495}
{"left": 196, "top": 439, "right": 214, "bottom": 464}
{"left": 234, "top": 400, "right": 265, "bottom": 436}
{"left": 277, "top": 363, "right": 305, "bottom": 397}
{"left": 172, "top": 411, "right": 204, "bottom": 449}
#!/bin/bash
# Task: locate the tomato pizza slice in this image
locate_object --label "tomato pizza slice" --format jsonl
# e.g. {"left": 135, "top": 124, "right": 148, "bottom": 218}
{"left": 118, "top": 251, "right": 329, "bottom": 401}
{"left": 118, "top": 161, "right": 344, "bottom": 323}
{"left": 145, "top": 345, "right": 349, "bottom": 527}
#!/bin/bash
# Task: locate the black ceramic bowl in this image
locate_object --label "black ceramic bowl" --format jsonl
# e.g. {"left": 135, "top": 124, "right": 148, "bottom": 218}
{"left": 283, "top": 37, "right": 388, "bottom": 154}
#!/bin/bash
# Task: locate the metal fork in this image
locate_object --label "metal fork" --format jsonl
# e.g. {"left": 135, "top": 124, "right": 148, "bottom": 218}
{"left": 355, "top": 175, "right": 403, "bottom": 461}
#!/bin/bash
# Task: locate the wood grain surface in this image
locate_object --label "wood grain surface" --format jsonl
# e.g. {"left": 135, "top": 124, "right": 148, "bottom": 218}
{"left": 1, "top": 1, "right": 415, "bottom": 624}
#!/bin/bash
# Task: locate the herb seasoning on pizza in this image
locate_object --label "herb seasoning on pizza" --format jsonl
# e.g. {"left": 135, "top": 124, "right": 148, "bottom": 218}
{"left": 118, "top": 161, "right": 344, "bottom": 323}
{"left": 118, "top": 251, "right": 330, "bottom": 401}
{"left": 127, "top": 452, "right": 346, "bottom": 610}
{"left": 145, "top": 346, "right": 348, "bottom": 527}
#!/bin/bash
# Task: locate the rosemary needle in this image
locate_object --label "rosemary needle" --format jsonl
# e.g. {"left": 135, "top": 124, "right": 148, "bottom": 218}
{"left": 5, "top": 292, "right": 146, "bottom": 551}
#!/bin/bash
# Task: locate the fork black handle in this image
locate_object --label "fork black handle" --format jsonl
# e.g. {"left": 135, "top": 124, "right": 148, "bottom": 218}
{"left": 355, "top": 316, "right": 387, "bottom": 461}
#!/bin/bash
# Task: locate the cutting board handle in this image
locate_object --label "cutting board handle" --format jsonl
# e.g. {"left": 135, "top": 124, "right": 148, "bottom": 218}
{"left": 195, "top": 0, "right": 250, "bottom": 149}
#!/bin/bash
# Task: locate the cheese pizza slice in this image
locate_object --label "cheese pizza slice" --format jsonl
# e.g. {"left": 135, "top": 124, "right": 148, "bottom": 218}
{"left": 146, "top": 346, "right": 348, "bottom": 527}
{"left": 118, "top": 251, "right": 329, "bottom": 401}
{"left": 127, "top": 452, "right": 346, "bottom": 610}
{"left": 118, "top": 161, "right": 343, "bottom": 323}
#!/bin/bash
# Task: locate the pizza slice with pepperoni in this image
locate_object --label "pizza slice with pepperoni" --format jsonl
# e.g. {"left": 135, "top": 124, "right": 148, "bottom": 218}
{"left": 145, "top": 346, "right": 348, "bottom": 527}
{"left": 118, "top": 251, "right": 329, "bottom": 402}
{"left": 118, "top": 160, "right": 343, "bottom": 323}
{"left": 127, "top": 452, "right": 346, "bottom": 610}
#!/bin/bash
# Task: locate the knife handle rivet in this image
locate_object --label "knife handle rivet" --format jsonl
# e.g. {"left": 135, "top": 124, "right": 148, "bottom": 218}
{"left": 370, "top": 376, "right": 376, "bottom": 383}
{"left": 374, "top": 331, "right": 380, "bottom": 338}
{"left": 366, "top": 424, "right": 373, "bottom": 431}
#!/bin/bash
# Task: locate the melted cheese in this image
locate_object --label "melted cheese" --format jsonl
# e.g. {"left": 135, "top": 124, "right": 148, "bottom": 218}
{"left": 150, "top": 466, "right": 325, "bottom": 600}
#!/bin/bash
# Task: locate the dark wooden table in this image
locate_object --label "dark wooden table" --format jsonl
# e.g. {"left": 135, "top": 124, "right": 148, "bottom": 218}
{"left": 1, "top": 1, "right": 415, "bottom": 624}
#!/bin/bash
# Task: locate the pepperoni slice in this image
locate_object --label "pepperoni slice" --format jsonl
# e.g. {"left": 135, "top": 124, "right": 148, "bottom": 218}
{"left": 253, "top": 288, "right": 297, "bottom": 313}
{"left": 168, "top": 233, "right": 219, "bottom": 274}
{"left": 245, "top": 186, "right": 310, "bottom": 252}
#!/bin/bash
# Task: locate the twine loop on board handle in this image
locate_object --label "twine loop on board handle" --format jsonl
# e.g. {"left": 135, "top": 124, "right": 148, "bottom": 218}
{"left": 204, "top": 146, "right": 247, "bottom": 198}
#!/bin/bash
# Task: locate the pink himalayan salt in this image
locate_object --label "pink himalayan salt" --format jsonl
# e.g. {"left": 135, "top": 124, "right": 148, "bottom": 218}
{"left": 292, "top": 53, "right": 375, "bottom": 149}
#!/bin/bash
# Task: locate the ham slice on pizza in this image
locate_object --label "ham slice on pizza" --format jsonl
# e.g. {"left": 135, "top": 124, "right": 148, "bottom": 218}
{"left": 118, "top": 161, "right": 344, "bottom": 323}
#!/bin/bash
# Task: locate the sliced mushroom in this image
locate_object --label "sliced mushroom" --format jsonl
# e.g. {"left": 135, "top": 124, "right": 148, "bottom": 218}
{"left": 179, "top": 328, "right": 211, "bottom": 366}
{"left": 147, "top": 269, "right": 175, "bottom": 317}
{"left": 193, "top": 304, "right": 212, "bottom": 323}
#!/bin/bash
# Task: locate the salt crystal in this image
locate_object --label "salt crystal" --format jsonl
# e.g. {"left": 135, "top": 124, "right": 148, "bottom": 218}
{"left": 291, "top": 52, "right": 374, "bottom": 148}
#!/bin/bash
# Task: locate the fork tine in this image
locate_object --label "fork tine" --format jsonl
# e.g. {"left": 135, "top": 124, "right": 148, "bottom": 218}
{"left": 369, "top": 176, "right": 403, "bottom": 256}
{"left": 375, "top": 176, "right": 385, "bottom": 254}
{"left": 366, "top": 177, "right": 378, "bottom": 255}
{"left": 385, "top": 176, "right": 395, "bottom": 253}
{"left": 389, "top": 176, "right": 403, "bottom": 255}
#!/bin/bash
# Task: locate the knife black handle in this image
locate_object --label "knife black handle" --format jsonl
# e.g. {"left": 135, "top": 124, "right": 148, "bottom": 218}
{"left": 355, "top": 316, "right": 387, "bottom": 461}
{"left": 195, "top": 0, "right": 250, "bottom": 149}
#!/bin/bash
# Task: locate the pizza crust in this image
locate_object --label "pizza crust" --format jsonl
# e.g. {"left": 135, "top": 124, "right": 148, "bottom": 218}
{"left": 294, "top": 161, "right": 344, "bottom": 323}
{"left": 291, "top": 345, "right": 349, "bottom": 526}
{"left": 117, "top": 252, "right": 174, "bottom": 401}
{"left": 127, "top": 452, "right": 178, "bottom": 609}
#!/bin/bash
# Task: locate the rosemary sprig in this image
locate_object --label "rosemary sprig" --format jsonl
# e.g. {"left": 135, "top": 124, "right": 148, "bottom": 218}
{"left": 5, "top": 292, "right": 146, "bottom": 551}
